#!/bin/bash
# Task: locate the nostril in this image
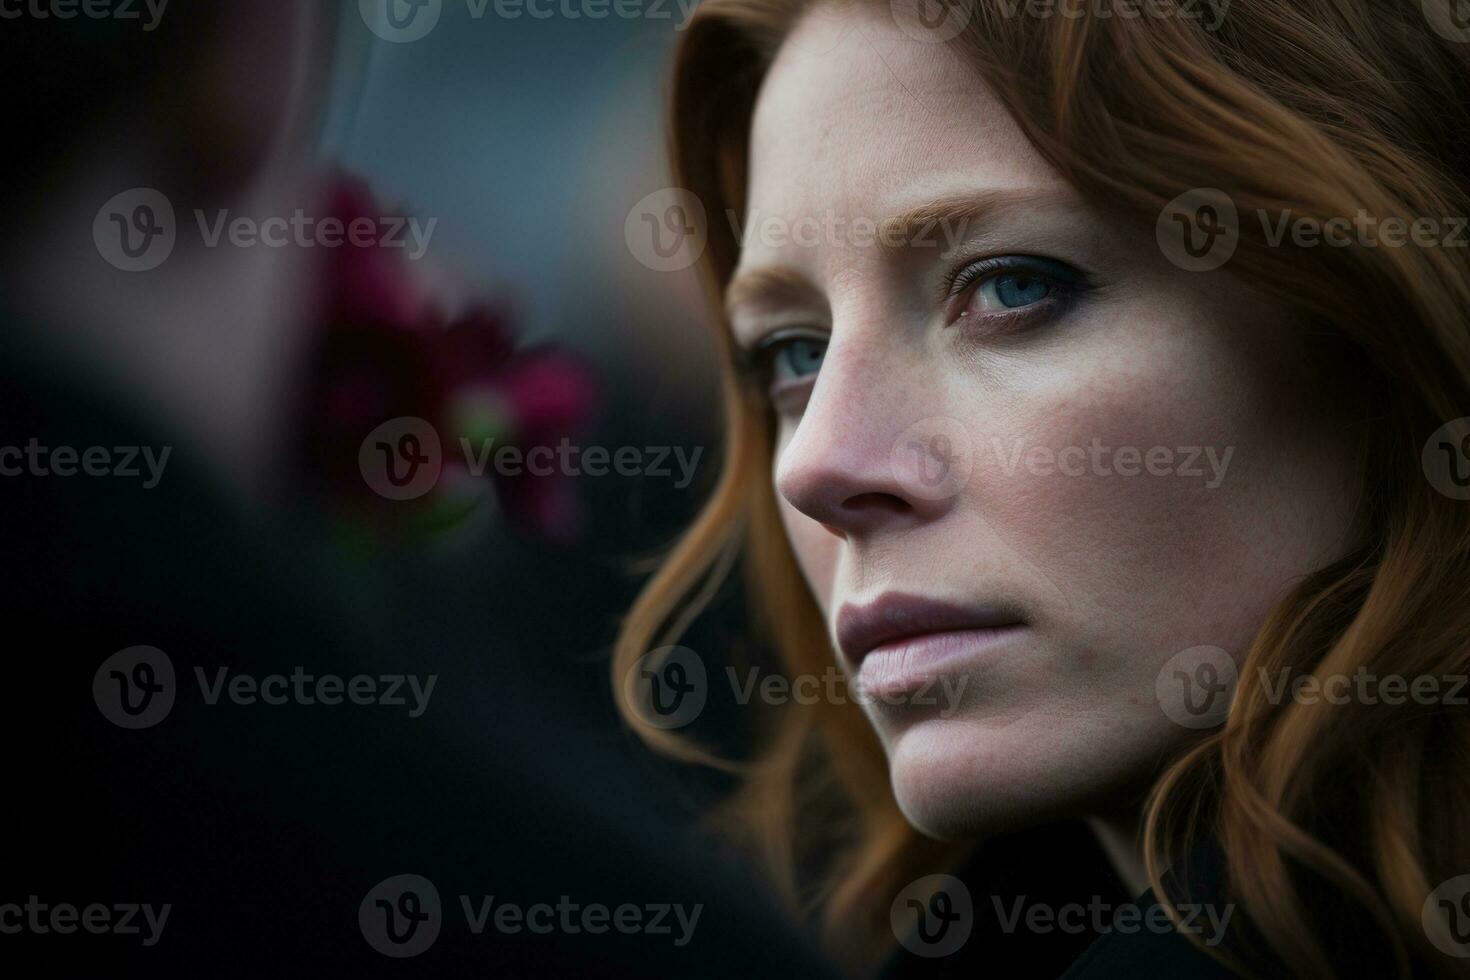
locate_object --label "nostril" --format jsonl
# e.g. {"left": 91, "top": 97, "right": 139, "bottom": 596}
{"left": 840, "top": 492, "right": 910, "bottom": 515}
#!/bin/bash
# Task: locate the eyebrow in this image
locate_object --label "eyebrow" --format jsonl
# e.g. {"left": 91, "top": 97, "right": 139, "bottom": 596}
{"left": 875, "top": 186, "right": 1083, "bottom": 253}
{"left": 723, "top": 265, "right": 825, "bottom": 323}
{"left": 723, "top": 186, "right": 1082, "bottom": 320}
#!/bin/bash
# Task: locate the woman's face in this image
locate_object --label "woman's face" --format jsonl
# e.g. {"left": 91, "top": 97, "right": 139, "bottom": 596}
{"left": 729, "top": 6, "right": 1360, "bottom": 838}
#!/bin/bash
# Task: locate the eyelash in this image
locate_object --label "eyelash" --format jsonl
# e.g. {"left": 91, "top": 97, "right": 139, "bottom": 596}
{"left": 739, "top": 328, "right": 826, "bottom": 389}
{"left": 941, "top": 254, "right": 1092, "bottom": 326}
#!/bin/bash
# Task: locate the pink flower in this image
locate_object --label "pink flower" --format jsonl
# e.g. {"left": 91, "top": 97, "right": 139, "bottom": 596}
{"left": 296, "top": 171, "right": 598, "bottom": 542}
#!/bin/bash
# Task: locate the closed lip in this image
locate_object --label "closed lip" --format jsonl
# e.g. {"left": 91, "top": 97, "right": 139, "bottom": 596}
{"left": 835, "top": 592, "right": 1027, "bottom": 669}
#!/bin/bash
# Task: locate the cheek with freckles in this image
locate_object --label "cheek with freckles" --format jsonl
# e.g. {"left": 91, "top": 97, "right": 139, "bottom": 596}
{"left": 955, "top": 278, "right": 1357, "bottom": 678}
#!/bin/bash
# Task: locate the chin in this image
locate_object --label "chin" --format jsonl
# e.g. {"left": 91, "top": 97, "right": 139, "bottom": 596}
{"left": 881, "top": 712, "right": 1153, "bottom": 841}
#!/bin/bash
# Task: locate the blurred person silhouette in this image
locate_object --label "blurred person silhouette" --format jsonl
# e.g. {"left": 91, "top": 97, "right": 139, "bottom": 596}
{"left": 0, "top": 3, "right": 838, "bottom": 975}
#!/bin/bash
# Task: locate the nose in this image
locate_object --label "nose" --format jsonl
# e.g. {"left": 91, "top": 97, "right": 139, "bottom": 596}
{"left": 774, "top": 342, "right": 957, "bottom": 538}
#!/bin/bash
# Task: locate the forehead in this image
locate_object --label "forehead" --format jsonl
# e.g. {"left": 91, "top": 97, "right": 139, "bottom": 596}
{"left": 746, "top": 5, "right": 1057, "bottom": 234}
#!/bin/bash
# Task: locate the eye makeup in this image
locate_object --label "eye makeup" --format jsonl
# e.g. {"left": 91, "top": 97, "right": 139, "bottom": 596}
{"left": 941, "top": 254, "right": 1095, "bottom": 333}
{"left": 731, "top": 253, "right": 1097, "bottom": 409}
{"left": 736, "top": 326, "right": 829, "bottom": 411}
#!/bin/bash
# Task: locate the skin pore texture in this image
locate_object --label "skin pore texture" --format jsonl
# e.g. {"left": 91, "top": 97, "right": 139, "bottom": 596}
{"left": 726, "top": 5, "right": 1362, "bottom": 878}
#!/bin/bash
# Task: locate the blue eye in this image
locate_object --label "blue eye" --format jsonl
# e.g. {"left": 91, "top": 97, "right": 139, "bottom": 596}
{"left": 990, "top": 272, "right": 1051, "bottom": 308}
{"left": 769, "top": 335, "right": 826, "bottom": 382}
{"left": 950, "top": 255, "right": 1088, "bottom": 322}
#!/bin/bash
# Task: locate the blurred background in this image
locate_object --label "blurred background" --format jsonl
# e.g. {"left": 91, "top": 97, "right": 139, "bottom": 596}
{"left": 0, "top": 3, "right": 825, "bottom": 976}
{"left": 321, "top": 0, "right": 729, "bottom": 731}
